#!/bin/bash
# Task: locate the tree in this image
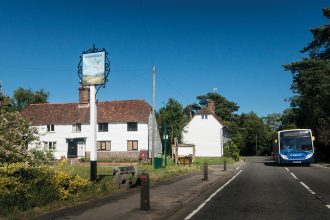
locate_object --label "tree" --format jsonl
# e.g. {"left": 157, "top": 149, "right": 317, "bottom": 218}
{"left": 157, "top": 98, "right": 187, "bottom": 155}
{"left": 12, "top": 87, "right": 49, "bottom": 111}
{"left": 0, "top": 93, "right": 38, "bottom": 164}
{"left": 262, "top": 113, "right": 282, "bottom": 132}
{"left": 232, "top": 112, "right": 271, "bottom": 156}
{"left": 196, "top": 92, "right": 239, "bottom": 122}
{"left": 283, "top": 8, "right": 330, "bottom": 153}
{"left": 183, "top": 103, "right": 201, "bottom": 119}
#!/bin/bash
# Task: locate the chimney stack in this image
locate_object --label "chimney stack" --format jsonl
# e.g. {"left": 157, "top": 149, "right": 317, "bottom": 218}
{"left": 207, "top": 100, "right": 215, "bottom": 113}
{"left": 79, "top": 86, "right": 90, "bottom": 104}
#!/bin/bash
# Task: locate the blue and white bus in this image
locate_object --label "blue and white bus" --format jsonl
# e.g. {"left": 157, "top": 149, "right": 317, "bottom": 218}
{"left": 273, "top": 129, "right": 314, "bottom": 165}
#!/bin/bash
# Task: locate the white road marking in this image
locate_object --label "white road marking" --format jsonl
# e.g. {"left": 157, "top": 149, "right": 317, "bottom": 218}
{"left": 314, "top": 164, "right": 329, "bottom": 169}
{"left": 299, "top": 181, "right": 318, "bottom": 196}
{"left": 326, "top": 205, "right": 330, "bottom": 209}
{"left": 300, "top": 182, "right": 310, "bottom": 190}
{"left": 285, "top": 167, "right": 289, "bottom": 172}
{"left": 184, "top": 170, "right": 243, "bottom": 220}
{"left": 290, "top": 173, "right": 298, "bottom": 180}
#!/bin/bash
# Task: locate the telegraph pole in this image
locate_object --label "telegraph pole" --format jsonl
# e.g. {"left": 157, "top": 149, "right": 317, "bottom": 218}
{"left": 256, "top": 133, "right": 258, "bottom": 156}
{"left": 151, "top": 65, "right": 156, "bottom": 166}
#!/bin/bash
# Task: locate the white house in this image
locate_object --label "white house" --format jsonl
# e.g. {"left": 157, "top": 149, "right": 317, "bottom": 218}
{"left": 182, "top": 101, "right": 229, "bottom": 157}
{"left": 21, "top": 87, "right": 161, "bottom": 160}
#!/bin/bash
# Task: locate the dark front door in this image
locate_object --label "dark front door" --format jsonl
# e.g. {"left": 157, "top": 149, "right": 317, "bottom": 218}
{"left": 68, "top": 140, "right": 78, "bottom": 158}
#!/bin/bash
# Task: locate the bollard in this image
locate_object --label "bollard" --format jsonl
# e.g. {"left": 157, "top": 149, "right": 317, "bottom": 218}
{"left": 203, "top": 163, "right": 208, "bottom": 180}
{"left": 224, "top": 159, "right": 227, "bottom": 171}
{"left": 140, "top": 171, "right": 150, "bottom": 211}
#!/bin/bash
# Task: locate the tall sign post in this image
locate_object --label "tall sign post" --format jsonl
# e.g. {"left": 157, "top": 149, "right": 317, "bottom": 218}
{"left": 78, "top": 45, "right": 110, "bottom": 181}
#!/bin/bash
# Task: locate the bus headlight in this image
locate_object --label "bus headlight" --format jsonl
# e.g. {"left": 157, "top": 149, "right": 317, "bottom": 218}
{"left": 280, "top": 154, "right": 288, "bottom": 160}
{"left": 306, "top": 153, "right": 313, "bottom": 159}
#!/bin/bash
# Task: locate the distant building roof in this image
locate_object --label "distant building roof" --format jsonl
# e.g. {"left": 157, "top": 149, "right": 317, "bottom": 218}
{"left": 21, "top": 100, "right": 151, "bottom": 126}
{"left": 196, "top": 107, "right": 229, "bottom": 129}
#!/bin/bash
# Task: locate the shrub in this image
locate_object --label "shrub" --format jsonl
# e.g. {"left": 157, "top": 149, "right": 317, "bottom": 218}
{"left": 0, "top": 162, "right": 91, "bottom": 213}
{"left": 223, "top": 141, "right": 240, "bottom": 161}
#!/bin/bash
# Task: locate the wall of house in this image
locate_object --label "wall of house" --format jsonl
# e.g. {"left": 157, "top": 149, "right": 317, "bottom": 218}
{"left": 30, "top": 122, "right": 149, "bottom": 159}
{"left": 182, "top": 114, "right": 224, "bottom": 157}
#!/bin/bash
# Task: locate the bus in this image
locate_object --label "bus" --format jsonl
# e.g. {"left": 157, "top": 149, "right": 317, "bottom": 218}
{"left": 273, "top": 129, "right": 314, "bottom": 165}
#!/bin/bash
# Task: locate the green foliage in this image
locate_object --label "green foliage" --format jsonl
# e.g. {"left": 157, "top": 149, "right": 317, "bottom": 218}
{"left": 262, "top": 113, "right": 282, "bottom": 132}
{"left": 223, "top": 141, "right": 240, "bottom": 161}
{"left": 0, "top": 93, "right": 38, "bottom": 164}
{"left": 157, "top": 98, "right": 187, "bottom": 150}
{"left": 283, "top": 8, "right": 330, "bottom": 154}
{"left": 230, "top": 112, "right": 272, "bottom": 156}
{"left": 196, "top": 92, "right": 239, "bottom": 122}
{"left": 12, "top": 87, "right": 49, "bottom": 111}
{"left": 0, "top": 162, "right": 91, "bottom": 214}
{"left": 193, "top": 157, "right": 234, "bottom": 165}
{"left": 183, "top": 103, "right": 201, "bottom": 118}
{"left": 28, "top": 148, "right": 56, "bottom": 165}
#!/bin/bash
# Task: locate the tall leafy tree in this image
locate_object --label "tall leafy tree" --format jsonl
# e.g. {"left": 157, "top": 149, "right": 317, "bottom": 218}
{"left": 183, "top": 103, "right": 201, "bottom": 119}
{"left": 0, "top": 93, "right": 38, "bottom": 164}
{"left": 262, "top": 113, "right": 282, "bottom": 132}
{"left": 284, "top": 8, "right": 330, "bottom": 151}
{"left": 233, "top": 112, "right": 271, "bottom": 156}
{"left": 157, "top": 98, "right": 187, "bottom": 155}
{"left": 12, "top": 87, "right": 49, "bottom": 111}
{"left": 196, "top": 92, "right": 239, "bottom": 122}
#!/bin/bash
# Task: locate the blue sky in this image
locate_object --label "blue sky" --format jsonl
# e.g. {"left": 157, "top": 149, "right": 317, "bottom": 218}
{"left": 0, "top": 0, "right": 328, "bottom": 116}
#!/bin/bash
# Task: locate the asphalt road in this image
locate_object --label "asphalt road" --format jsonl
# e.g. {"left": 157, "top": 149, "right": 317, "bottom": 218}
{"left": 180, "top": 157, "right": 330, "bottom": 220}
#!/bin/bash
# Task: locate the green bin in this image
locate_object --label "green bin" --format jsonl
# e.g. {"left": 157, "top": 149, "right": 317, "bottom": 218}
{"left": 154, "top": 157, "right": 162, "bottom": 169}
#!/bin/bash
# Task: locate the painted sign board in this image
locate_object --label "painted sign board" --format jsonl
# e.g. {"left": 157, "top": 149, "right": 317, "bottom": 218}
{"left": 82, "top": 51, "right": 105, "bottom": 85}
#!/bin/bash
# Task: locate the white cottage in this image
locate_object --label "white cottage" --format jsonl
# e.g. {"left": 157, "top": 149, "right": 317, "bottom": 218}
{"left": 21, "top": 87, "right": 161, "bottom": 160}
{"left": 182, "top": 102, "right": 229, "bottom": 157}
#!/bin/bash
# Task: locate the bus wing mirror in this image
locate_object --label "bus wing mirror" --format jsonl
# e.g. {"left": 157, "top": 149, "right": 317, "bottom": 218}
{"left": 312, "top": 136, "right": 316, "bottom": 141}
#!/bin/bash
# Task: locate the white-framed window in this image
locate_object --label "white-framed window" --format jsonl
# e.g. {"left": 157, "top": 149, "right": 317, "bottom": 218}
{"left": 47, "top": 124, "right": 55, "bottom": 132}
{"left": 201, "top": 115, "right": 208, "bottom": 119}
{"left": 97, "top": 141, "right": 111, "bottom": 151}
{"left": 127, "top": 122, "right": 138, "bottom": 131}
{"left": 72, "top": 123, "right": 81, "bottom": 132}
{"left": 44, "top": 141, "right": 56, "bottom": 150}
{"left": 127, "top": 140, "right": 138, "bottom": 151}
{"left": 98, "top": 123, "right": 108, "bottom": 132}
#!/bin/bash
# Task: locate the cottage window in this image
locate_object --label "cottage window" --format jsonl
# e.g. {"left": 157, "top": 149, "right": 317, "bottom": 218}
{"left": 72, "top": 123, "right": 81, "bottom": 132}
{"left": 201, "top": 115, "right": 208, "bottom": 119}
{"left": 47, "top": 124, "right": 55, "bottom": 132}
{"left": 127, "top": 140, "right": 138, "bottom": 151}
{"left": 97, "top": 141, "right": 111, "bottom": 151}
{"left": 98, "top": 123, "right": 108, "bottom": 132}
{"left": 44, "top": 141, "right": 56, "bottom": 150}
{"left": 127, "top": 122, "right": 138, "bottom": 131}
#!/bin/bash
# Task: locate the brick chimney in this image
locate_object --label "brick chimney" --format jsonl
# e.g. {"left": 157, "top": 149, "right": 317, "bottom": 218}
{"left": 79, "top": 86, "right": 90, "bottom": 104}
{"left": 207, "top": 100, "right": 215, "bottom": 113}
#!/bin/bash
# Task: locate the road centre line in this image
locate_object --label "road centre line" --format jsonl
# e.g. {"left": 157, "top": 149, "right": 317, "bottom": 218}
{"left": 290, "top": 173, "right": 298, "bottom": 180}
{"left": 326, "top": 205, "right": 330, "bottom": 209}
{"left": 300, "top": 181, "right": 310, "bottom": 190}
{"left": 184, "top": 170, "right": 243, "bottom": 220}
{"left": 285, "top": 167, "right": 289, "bottom": 172}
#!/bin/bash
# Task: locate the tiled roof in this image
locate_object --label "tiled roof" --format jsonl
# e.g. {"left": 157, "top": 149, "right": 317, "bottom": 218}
{"left": 21, "top": 100, "right": 151, "bottom": 126}
{"left": 196, "top": 107, "right": 213, "bottom": 115}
